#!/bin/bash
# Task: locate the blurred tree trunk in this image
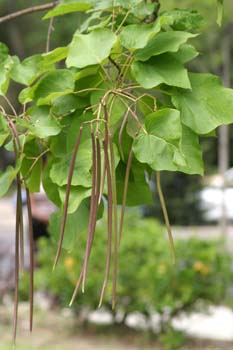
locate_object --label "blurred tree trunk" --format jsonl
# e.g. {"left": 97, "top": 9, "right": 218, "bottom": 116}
{"left": 219, "top": 25, "right": 232, "bottom": 241}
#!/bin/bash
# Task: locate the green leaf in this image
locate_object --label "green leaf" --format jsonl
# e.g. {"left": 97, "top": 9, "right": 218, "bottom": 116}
{"left": 19, "top": 69, "right": 75, "bottom": 105}
{"left": 116, "top": 161, "right": 152, "bottom": 206}
{"left": 0, "top": 114, "right": 9, "bottom": 146}
{"left": 217, "top": 0, "right": 224, "bottom": 26}
{"left": 49, "top": 116, "right": 74, "bottom": 157}
{"left": 74, "top": 66, "right": 99, "bottom": 81}
{"left": 133, "top": 109, "right": 186, "bottom": 172}
{"left": 20, "top": 140, "right": 42, "bottom": 193}
{"left": 161, "top": 9, "right": 204, "bottom": 31}
{"left": 58, "top": 186, "right": 92, "bottom": 214}
{"left": 0, "top": 158, "right": 22, "bottom": 197}
{"left": 43, "top": 0, "right": 92, "bottom": 19}
{"left": 51, "top": 94, "right": 89, "bottom": 115}
{"left": 0, "top": 133, "right": 8, "bottom": 147}
{"left": 145, "top": 108, "right": 182, "bottom": 147}
{"left": 172, "top": 73, "right": 233, "bottom": 134}
{"left": 66, "top": 112, "right": 92, "bottom": 153}
{"left": 66, "top": 28, "right": 117, "bottom": 68}
{"left": 138, "top": 94, "right": 157, "bottom": 116}
{"left": 35, "top": 69, "right": 75, "bottom": 105}
{"left": 11, "top": 55, "right": 44, "bottom": 86}
{"left": 87, "top": 0, "right": 142, "bottom": 10}
{"left": 19, "top": 87, "right": 32, "bottom": 104}
{"left": 0, "top": 113, "right": 8, "bottom": 131}
{"left": 0, "top": 56, "right": 14, "bottom": 95}
{"left": 177, "top": 125, "right": 204, "bottom": 175}
{"left": 131, "top": 54, "right": 191, "bottom": 89}
{"left": 119, "top": 21, "right": 160, "bottom": 50}
{"left": 49, "top": 199, "right": 90, "bottom": 251}
{"left": 4, "top": 135, "right": 25, "bottom": 152}
{"left": 17, "top": 106, "right": 61, "bottom": 138}
{"left": 50, "top": 139, "right": 93, "bottom": 188}
{"left": 41, "top": 47, "right": 68, "bottom": 65}
{"left": 170, "top": 44, "right": 199, "bottom": 64}
{"left": 11, "top": 48, "right": 68, "bottom": 86}
{"left": 42, "top": 158, "right": 61, "bottom": 207}
{"left": 133, "top": 133, "right": 185, "bottom": 172}
{"left": 134, "top": 31, "right": 196, "bottom": 62}
{"left": 131, "top": 2, "right": 158, "bottom": 20}
{"left": 0, "top": 42, "right": 9, "bottom": 61}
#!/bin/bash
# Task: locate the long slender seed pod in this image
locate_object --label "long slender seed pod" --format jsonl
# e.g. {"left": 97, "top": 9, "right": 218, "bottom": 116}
{"left": 118, "top": 147, "right": 133, "bottom": 245}
{"left": 108, "top": 134, "right": 118, "bottom": 309}
{"left": 156, "top": 172, "right": 176, "bottom": 264}
{"left": 70, "top": 135, "right": 102, "bottom": 305}
{"left": 25, "top": 188, "right": 34, "bottom": 332}
{"left": 7, "top": 116, "right": 21, "bottom": 344}
{"left": 102, "top": 101, "right": 109, "bottom": 140}
{"left": 13, "top": 179, "right": 21, "bottom": 345}
{"left": 99, "top": 138, "right": 113, "bottom": 308}
{"left": 18, "top": 184, "right": 24, "bottom": 272}
{"left": 99, "top": 160, "right": 106, "bottom": 204}
{"left": 82, "top": 130, "right": 97, "bottom": 292}
{"left": 69, "top": 274, "right": 83, "bottom": 306}
{"left": 95, "top": 136, "right": 102, "bottom": 207}
{"left": 97, "top": 99, "right": 109, "bottom": 205}
{"left": 53, "top": 126, "right": 83, "bottom": 270}
{"left": 118, "top": 107, "right": 130, "bottom": 161}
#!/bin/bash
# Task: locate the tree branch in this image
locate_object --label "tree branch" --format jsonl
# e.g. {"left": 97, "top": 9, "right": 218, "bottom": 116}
{"left": 0, "top": 1, "right": 59, "bottom": 24}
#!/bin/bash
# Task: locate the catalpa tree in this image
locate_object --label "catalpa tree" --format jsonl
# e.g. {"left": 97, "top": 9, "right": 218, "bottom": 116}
{"left": 0, "top": 0, "right": 231, "bottom": 341}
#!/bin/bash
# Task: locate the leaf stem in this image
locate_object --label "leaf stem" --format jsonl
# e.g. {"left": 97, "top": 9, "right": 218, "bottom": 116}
{"left": 156, "top": 172, "right": 176, "bottom": 264}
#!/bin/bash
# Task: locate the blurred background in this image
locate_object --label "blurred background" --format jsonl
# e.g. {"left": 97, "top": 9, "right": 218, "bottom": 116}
{"left": 0, "top": 1, "right": 233, "bottom": 349}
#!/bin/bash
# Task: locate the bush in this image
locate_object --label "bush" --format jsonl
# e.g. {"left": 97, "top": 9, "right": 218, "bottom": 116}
{"left": 20, "top": 210, "right": 232, "bottom": 334}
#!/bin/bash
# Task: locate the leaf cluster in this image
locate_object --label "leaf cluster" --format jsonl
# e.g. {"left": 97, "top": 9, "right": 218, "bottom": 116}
{"left": 0, "top": 0, "right": 232, "bottom": 339}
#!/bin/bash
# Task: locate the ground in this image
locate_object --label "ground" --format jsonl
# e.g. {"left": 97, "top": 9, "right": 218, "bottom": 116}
{"left": 1, "top": 302, "right": 233, "bottom": 350}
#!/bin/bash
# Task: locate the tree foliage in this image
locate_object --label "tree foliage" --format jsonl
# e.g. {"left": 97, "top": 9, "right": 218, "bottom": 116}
{"left": 0, "top": 0, "right": 232, "bottom": 341}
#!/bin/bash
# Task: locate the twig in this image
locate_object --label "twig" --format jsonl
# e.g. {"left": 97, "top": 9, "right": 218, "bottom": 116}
{"left": 2, "top": 96, "right": 17, "bottom": 117}
{"left": 0, "top": 2, "right": 58, "bottom": 24}
{"left": 46, "top": 17, "right": 54, "bottom": 53}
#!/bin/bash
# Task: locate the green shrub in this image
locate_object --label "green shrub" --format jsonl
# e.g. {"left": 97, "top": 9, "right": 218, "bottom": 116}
{"left": 20, "top": 210, "right": 232, "bottom": 334}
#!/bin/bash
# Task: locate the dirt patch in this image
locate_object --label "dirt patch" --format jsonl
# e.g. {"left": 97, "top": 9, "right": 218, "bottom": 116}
{"left": 1, "top": 303, "right": 233, "bottom": 350}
